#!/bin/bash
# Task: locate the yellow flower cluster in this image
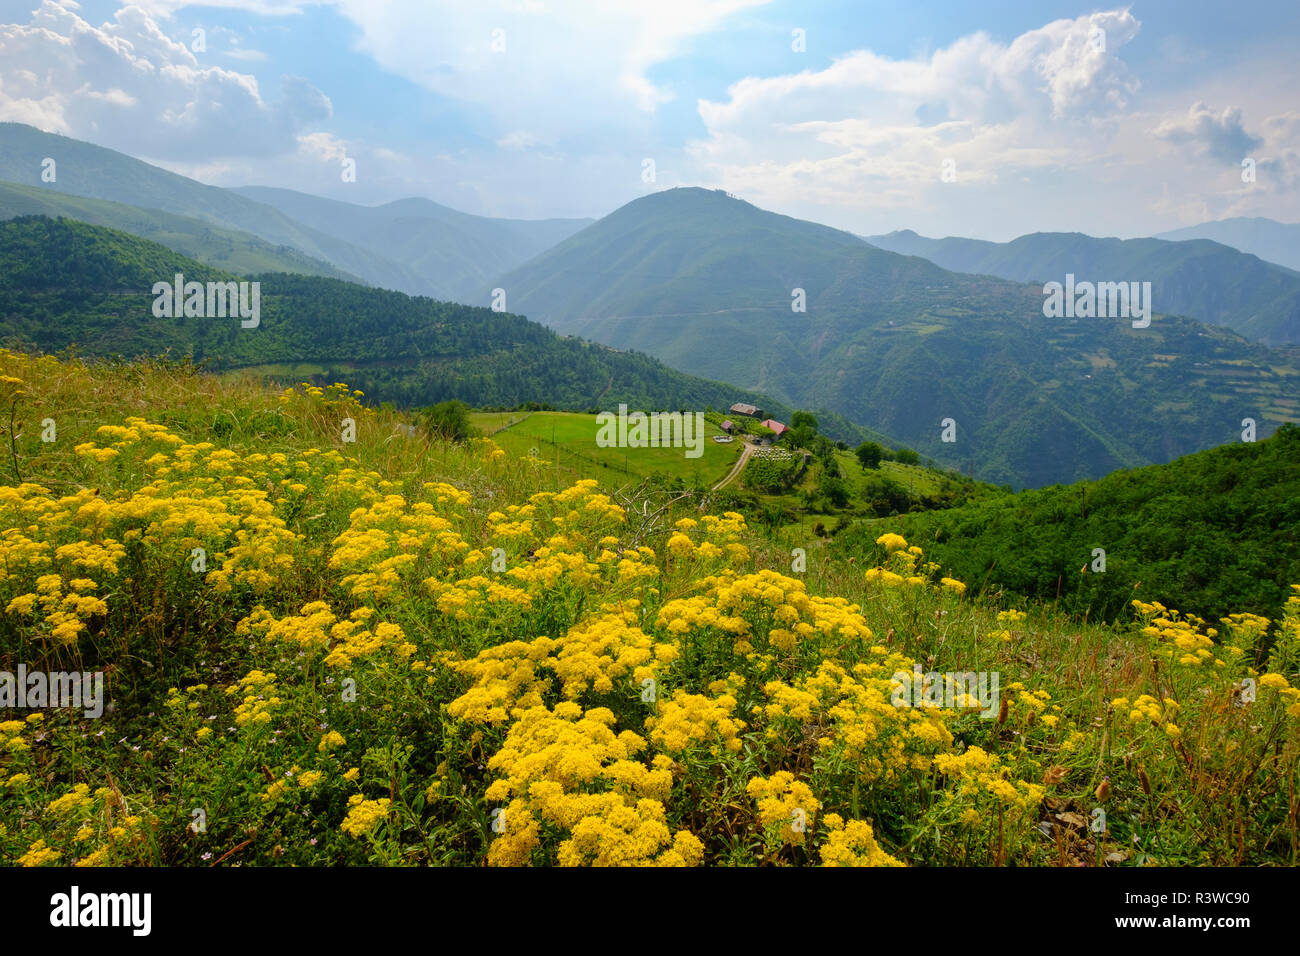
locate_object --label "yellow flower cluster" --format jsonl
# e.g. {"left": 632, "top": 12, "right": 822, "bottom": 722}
{"left": 5, "top": 573, "right": 107, "bottom": 645}
{"left": 426, "top": 574, "right": 533, "bottom": 621}
{"left": 18, "top": 839, "right": 60, "bottom": 866}
{"left": 241, "top": 602, "right": 413, "bottom": 668}
{"left": 932, "top": 746, "right": 1045, "bottom": 812}
{"left": 820, "top": 814, "right": 905, "bottom": 867}
{"left": 482, "top": 702, "right": 701, "bottom": 866}
{"left": 658, "top": 568, "right": 872, "bottom": 657}
{"left": 1132, "top": 599, "right": 1223, "bottom": 669}
{"left": 281, "top": 381, "right": 365, "bottom": 413}
{"left": 1119, "top": 693, "right": 1174, "bottom": 725}
{"left": 645, "top": 689, "right": 745, "bottom": 754}
{"left": 1219, "top": 612, "right": 1270, "bottom": 661}
{"left": 47, "top": 783, "right": 95, "bottom": 817}
{"left": 449, "top": 609, "right": 677, "bottom": 721}
{"left": 0, "top": 416, "right": 370, "bottom": 636}
{"left": 864, "top": 567, "right": 905, "bottom": 586}
{"left": 746, "top": 771, "right": 821, "bottom": 846}
{"left": 875, "top": 533, "right": 908, "bottom": 552}
{"left": 1257, "top": 672, "right": 1300, "bottom": 717}
{"left": 329, "top": 491, "right": 469, "bottom": 600}
{"left": 863, "top": 538, "right": 956, "bottom": 594}
{"left": 0, "top": 719, "right": 28, "bottom": 754}
{"left": 447, "top": 637, "right": 556, "bottom": 724}
{"left": 229, "top": 670, "right": 282, "bottom": 729}
{"left": 22, "top": 778, "right": 150, "bottom": 867}
{"left": 549, "top": 612, "right": 677, "bottom": 698}
{"left": 762, "top": 657, "right": 954, "bottom": 780}
{"left": 341, "top": 796, "right": 392, "bottom": 837}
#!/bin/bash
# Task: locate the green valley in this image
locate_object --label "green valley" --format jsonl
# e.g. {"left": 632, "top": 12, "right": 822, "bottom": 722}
{"left": 499, "top": 187, "right": 1300, "bottom": 488}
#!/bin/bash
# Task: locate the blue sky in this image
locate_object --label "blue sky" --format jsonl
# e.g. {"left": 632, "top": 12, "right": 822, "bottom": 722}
{"left": 2, "top": 1, "right": 1297, "bottom": 239}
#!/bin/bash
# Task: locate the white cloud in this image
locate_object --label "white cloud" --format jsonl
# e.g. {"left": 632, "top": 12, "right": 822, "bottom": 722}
{"left": 686, "top": 9, "right": 1143, "bottom": 216}
{"left": 496, "top": 130, "right": 538, "bottom": 150}
{"left": 1153, "top": 102, "right": 1262, "bottom": 164}
{"left": 326, "top": 0, "right": 768, "bottom": 129}
{"left": 296, "top": 130, "right": 349, "bottom": 163}
{"left": 1144, "top": 102, "right": 1300, "bottom": 210}
{"left": 0, "top": 1, "right": 331, "bottom": 159}
{"left": 1257, "top": 112, "right": 1300, "bottom": 191}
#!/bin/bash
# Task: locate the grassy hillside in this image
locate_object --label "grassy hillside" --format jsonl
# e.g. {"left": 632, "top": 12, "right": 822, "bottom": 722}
{"left": 838, "top": 425, "right": 1300, "bottom": 625}
{"left": 235, "top": 186, "right": 591, "bottom": 302}
{"left": 500, "top": 188, "right": 1300, "bottom": 488}
{"left": 0, "top": 348, "right": 1296, "bottom": 868}
{"left": 470, "top": 410, "right": 742, "bottom": 487}
{"left": 470, "top": 410, "right": 991, "bottom": 513}
{"left": 0, "top": 181, "right": 356, "bottom": 280}
{"left": 865, "top": 229, "right": 1300, "bottom": 346}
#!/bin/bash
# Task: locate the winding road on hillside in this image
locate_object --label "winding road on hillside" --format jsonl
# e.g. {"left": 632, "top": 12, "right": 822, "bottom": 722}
{"left": 712, "top": 439, "right": 756, "bottom": 491}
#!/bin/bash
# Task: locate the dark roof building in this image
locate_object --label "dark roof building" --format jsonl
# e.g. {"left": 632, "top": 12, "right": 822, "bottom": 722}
{"left": 729, "top": 402, "right": 761, "bottom": 417}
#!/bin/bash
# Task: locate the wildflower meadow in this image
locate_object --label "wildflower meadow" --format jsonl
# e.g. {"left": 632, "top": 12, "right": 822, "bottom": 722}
{"left": 1, "top": 349, "right": 1296, "bottom": 869}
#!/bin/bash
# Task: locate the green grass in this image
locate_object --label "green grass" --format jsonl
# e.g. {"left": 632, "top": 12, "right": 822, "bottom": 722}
{"left": 831, "top": 449, "right": 950, "bottom": 498}
{"left": 469, "top": 410, "right": 742, "bottom": 486}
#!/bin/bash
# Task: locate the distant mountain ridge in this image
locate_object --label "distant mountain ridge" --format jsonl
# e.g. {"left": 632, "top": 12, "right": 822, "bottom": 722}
{"left": 233, "top": 185, "right": 591, "bottom": 302}
{"left": 0, "top": 123, "right": 589, "bottom": 302}
{"left": 0, "top": 180, "right": 355, "bottom": 280}
{"left": 864, "top": 228, "right": 1300, "bottom": 346}
{"left": 1154, "top": 217, "right": 1300, "bottom": 273}
{"left": 0, "top": 122, "right": 434, "bottom": 293}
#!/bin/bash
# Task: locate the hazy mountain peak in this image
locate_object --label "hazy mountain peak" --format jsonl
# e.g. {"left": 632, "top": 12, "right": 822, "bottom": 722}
{"left": 867, "top": 226, "right": 1300, "bottom": 345}
{"left": 1154, "top": 216, "right": 1300, "bottom": 273}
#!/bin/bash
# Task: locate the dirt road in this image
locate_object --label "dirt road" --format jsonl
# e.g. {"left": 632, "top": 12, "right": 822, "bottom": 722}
{"left": 712, "top": 439, "right": 756, "bottom": 490}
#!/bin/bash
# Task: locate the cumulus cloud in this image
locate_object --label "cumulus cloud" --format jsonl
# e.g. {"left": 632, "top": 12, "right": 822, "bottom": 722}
{"left": 0, "top": 1, "right": 331, "bottom": 159}
{"left": 686, "top": 9, "right": 1143, "bottom": 211}
{"left": 296, "top": 130, "right": 350, "bottom": 164}
{"left": 1153, "top": 102, "right": 1262, "bottom": 164}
